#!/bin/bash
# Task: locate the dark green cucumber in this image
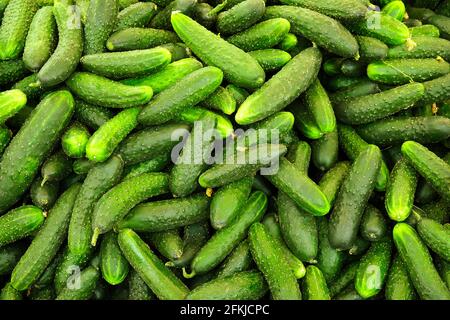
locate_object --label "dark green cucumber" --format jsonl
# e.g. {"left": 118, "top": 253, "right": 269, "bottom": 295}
{"left": 61, "top": 122, "right": 90, "bottom": 159}
{"left": 100, "top": 232, "right": 129, "bottom": 285}
{"left": 417, "top": 217, "right": 450, "bottom": 261}
{"left": 210, "top": 177, "right": 253, "bottom": 230}
{"left": 80, "top": 48, "right": 172, "bottom": 80}
{"left": 149, "top": 0, "right": 197, "bottom": 31}
{"left": 128, "top": 269, "right": 154, "bottom": 300}
{"left": 311, "top": 130, "right": 339, "bottom": 172}
{"left": 388, "top": 36, "right": 450, "bottom": 61}
{"left": 360, "top": 204, "right": 388, "bottom": 241}
{"left": 248, "top": 49, "right": 292, "bottom": 72}
{"left": 118, "top": 0, "right": 139, "bottom": 9}
{"left": 0, "top": 90, "right": 74, "bottom": 213}
{"left": 349, "top": 236, "right": 370, "bottom": 256}
{"left": 10, "top": 183, "right": 81, "bottom": 291}
{"left": 385, "top": 255, "right": 417, "bottom": 300}
{"left": 248, "top": 222, "right": 301, "bottom": 300}
{"left": 401, "top": 141, "right": 450, "bottom": 202}
{"left": 436, "top": 256, "right": 450, "bottom": 289}
{"left": 37, "top": 0, "right": 83, "bottom": 87}
{"left": 357, "top": 116, "right": 450, "bottom": 147}
{"left": 285, "top": 140, "right": 311, "bottom": 173}
{"left": 334, "top": 284, "right": 365, "bottom": 300}
{"left": 426, "top": 14, "right": 450, "bottom": 40}
{"left": 393, "top": 223, "right": 450, "bottom": 300}
{"left": 91, "top": 172, "right": 169, "bottom": 244}
{"left": 249, "top": 111, "right": 295, "bottom": 144}
{"left": 66, "top": 72, "right": 153, "bottom": 109}
{"left": 187, "top": 191, "right": 267, "bottom": 276}
{"left": 328, "top": 145, "right": 382, "bottom": 250}
{"left": 118, "top": 228, "right": 190, "bottom": 300}
{"left": 326, "top": 76, "right": 367, "bottom": 92}
{"left": 340, "top": 59, "right": 365, "bottom": 77}
{"left": 33, "top": 252, "right": 63, "bottom": 289}
{"left": 191, "top": 3, "right": 216, "bottom": 30}
{"left": 0, "top": 241, "right": 26, "bottom": 276}
{"left": 290, "top": 100, "right": 323, "bottom": 140}
{"left": 318, "top": 161, "right": 351, "bottom": 207}
{"left": 0, "top": 282, "right": 22, "bottom": 300}
{"left": 75, "top": 100, "right": 113, "bottom": 130}
{"left": 329, "top": 261, "right": 359, "bottom": 297}
{"left": 410, "top": 25, "right": 440, "bottom": 37}
{"left": 106, "top": 27, "right": 179, "bottom": 51}
{"left": 0, "top": 89, "right": 27, "bottom": 123}
{"left": 0, "top": 59, "right": 29, "bottom": 87}
{"left": 0, "top": 205, "right": 44, "bottom": 247}
{"left": 304, "top": 79, "right": 336, "bottom": 134}
{"left": 56, "top": 265, "right": 99, "bottom": 300}
{"left": 11, "top": 74, "right": 45, "bottom": 101}
{"left": 302, "top": 265, "right": 331, "bottom": 300}
{"left": 147, "top": 229, "right": 184, "bottom": 261}
{"left": 41, "top": 150, "right": 72, "bottom": 184}
{"left": 138, "top": 66, "right": 222, "bottom": 125}
{"left": 30, "top": 178, "right": 59, "bottom": 211}
{"left": 122, "top": 154, "right": 171, "bottom": 180}
{"left": 200, "top": 86, "right": 237, "bottom": 115}
{"left": 385, "top": 158, "right": 418, "bottom": 222}
{"left": 54, "top": 248, "right": 93, "bottom": 294}
{"left": 417, "top": 73, "right": 450, "bottom": 106}
{"left": 382, "top": 0, "right": 405, "bottom": 21}
{"left": 216, "top": 0, "right": 265, "bottom": 36}
{"left": 155, "top": 43, "right": 190, "bottom": 62}
{"left": 236, "top": 46, "right": 321, "bottom": 125}
{"left": 171, "top": 12, "right": 265, "bottom": 89}
{"left": 216, "top": 239, "right": 254, "bottom": 278}
{"left": 355, "top": 36, "right": 388, "bottom": 62}
{"left": 114, "top": 2, "right": 157, "bottom": 32}
{"left": 22, "top": 6, "right": 56, "bottom": 71}
{"left": 28, "top": 286, "right": 55, "bottom": 300}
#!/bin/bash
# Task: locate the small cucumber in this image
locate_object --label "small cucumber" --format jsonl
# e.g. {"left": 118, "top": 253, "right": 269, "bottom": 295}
{"left": 158, "top": 43, "right": 191, "bottom": 62}
{"left": 388, "top": 36, "right": 450, "bottom": 61}
{"left": 436, "top": 256, "right": 450, "bottom": 290}
{"left": 61, "top": 122, "right": 91, "bottom": 159}
{"left": 226, "top": 84, "right": 249, "bottom": 106}
{"left": 0, "top": 242, "right": 26, "bottom": 276}
{"left": 349, "top": 236, "right": 371, "bottom": 256}
{"left": 278, "top": 33, "right": 297, "bottom": 51}
{"left": 385, "top": 158, "right": 418, "bottom": 222}
{"left": 302, "top": 265, "right": 331, "bottom": 300}
{"left": 200, "top": 86, "right": 237, "bottom": 115}
{"left": 360, "top": 205, "right": 388, "bottom": 241}
{"left": 56, "top": 265, "right": 100, "bottom": 300}
{"left": 41, "top": 150, "right": 72, "bottom": 184}
{"left": 216, "top": 0, "right": 265, "bottom": 36}
{"left": 304, "top": 79, "right": 336, "bottom": 134}
{"left": 216, "top": 239, "right": 254, "bottom": 279}
{"left": 0, "top": 59, "right": 29, "bottom": 87}
{"left": 328, "top": 261, "right": 359, "bottom": 297}
{"left": 318, "top": 161, "right": 351, "bottom": 207}
{"left": 122, "top": 154, "right": 171, "bottom": 180}
{"left": 417, "top": 217, "right": 450, "bottom": 261}
{"left": 248, "top": 49, "right": 292, "bottom": 72}
{"left": 66, "top": 72, "right": 153, "bottom": 109}
{"left": 290, "top": 100, "right": 323, "bottom": 140}
{"left": 311, "top": 130, "right": 339, "bottom": 171}
{"left": 382, "top": 0, "right": 405, "bottom": 21}
{"left": 11, "top": 74, "right": 45, "bottom": 102}
{"left": 147, "top": 229, "right": 184, "bottom": 261}
{"left": 75, "top": 100, "right": 113, "bottom": 130}
{"left": 114, "top": 2, "right": 158, "bottom": 32}
{"left": 30, "top": 178, "right": 59, "bottom": 211}
{"left": 385, "top": 255, "right": 417, "bottom": 300}
{"left": 0, "top": 89, "right": 27, "bottom": 123}
{"left": 410, "top": 25, "right": 440, "bottom": 37}
{"left": 106, "top": 27, "right": 179, "bottom": 51}
{"left": 100, "top": 232, "right": 129, "bottom": 285}
{"left": 355, "top": 36, "right": 389, "bottom": 62}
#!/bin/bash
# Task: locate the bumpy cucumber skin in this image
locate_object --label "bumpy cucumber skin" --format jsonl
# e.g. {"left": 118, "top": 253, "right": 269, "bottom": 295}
{"left": 0, "top": 125, "right": 12, "bottom": 155}
{"left": 148, "top": 229, "right": 184, "bottom": 261}
{"left": 417, "top": 73, "right": 450, "bottom": 106}
{"left": 426, "top": 14, "right": 450, "bottom": 40}
{"left": 302, "top": 265, "right": 331, "bottom": 300}
{"left": 385, "top": 158, "right": 418, "bottom": 222}
{"left": 56, "top": 265, "right": 100, "bottom": 300}
{"left": 41, "top": 150, "right": 72, "bottom": 183}
{"left": 355, "top": 36, "right": 388, "bottom": 62}
{"left": 61, "top": 122, "right": 90, "bottom": 159}
{"left": 11, "top": 74, "right": 44, "bottom": 101}
{"left": 23, "top": 6, "right": 56, "bottom": 71}
{"left": 401, "top": 141, "right": 450, "bottom": 202}
{"left": 10, "top": 183, "right": 81, "bottom": 291}
{"left": 0, "top": 90, "right": 74, "bottom": 214}
{"left": 290, "top": 100, "right": 324, "bottom": 140}
{"left": 410, "top": 25, "right": 440, "bottom": 37}
{"left": 318, "top": 161, "right": 351, "bottom": 207}
{"left": 66, "top": 72, "right": 153, "bottom": 109}
{"left": 388, "top": 36, "right": 450, "bottom": 61}
{"left": 417, "top": 217, "right": 450, "bottom": 261}
{"left": 248, "top": 49, "right": 292, "bottom": 72}
{"left": 304, "top": 79, "right": 336, "bottom": 134}
{"left": 210, "top": 177, "right": 253, "bottom": 230}
{"left": 30, "top": 178, "right": 59, "bottom": 210}
{"left": 100, "top": 232, "right": 129, "bottom": 286}
{"left": 285, "top": 140, "right": 311, "bottom": 173}
{"left": 217, "top": 0, "right": 265, "bottom": 36}
{"left": 216, "top": 239, "right": 254, "bottom": 279}
{"left": 385, "top": 255, "right": 417, "bottom": 300}
{"left": 106, "top": 27, "right": 179, "bottom": 51}
{"left": 382, "top": 0, "right": 405, "bottom": 21}
{"left": 329, "top": 261, "right": 359, "bottom": 297}
{"left": 263, "top": 6, "right": 359, "bottom": 58}
{"left": 236, "top": 47, "right": 321, "bottom": 125}
{"left": 249, "top": 222, "right": 301, "bottom": 300}
{"left": 393, "top": 223, "right": 450, "bottom": 300}
{"left": 171, "top": 12, "right": 265, "bottom": 90}
{"left": 128, "top": 269, "right": 154, "bottom": 300}
{"left": 54, "top": 248, "right": 93, "bottom": 295}
{"left": 0, "top": 59, "right": 29, "bottom": 87}
{"left": 37, "top": 1, "right": 83, "bottom": 87}
{"left": 312, "top": 130, "right": 339, "bottom": 171}
{"left": 0, "top": 205, "right": 44, "bottom": 247}
{"left": 0, "top": 282, "right": 22, "bottom": 300}
{"left": 68, "top": 155, "right": 124, "bottom": 259}
{"left": 114, "top": 2, "right": 157, "bottom": 32}
{"left": 122, "top": 154, "right": 170, "bottom": 180}
{"left": 0, "top": 89, "right": 27, "bottom": 123}
{"left": 186, "top": 271, "right": 268, "bottom": 300}
{"left": 86, "top": 107, "right": 140, "bottom": 163}
{"left": 138, "top": 66, "right": 223, "bottom": 125}
{"left": 328, "top": 145, "right": 382, "bottom": 250}
{"left": 118, "top": 228, "right": 190, "bottom": 300}
{"left": 84, "top": 0, "right": 117, "bottom": 55}
{"left": 149, "top": 0, "right": 197, "bottom": 31}
{"left": 200, "top": 86, "right": 237, "bottom": 115}
{"left": 74, "top": 100, "right": 113, "bottom": 130}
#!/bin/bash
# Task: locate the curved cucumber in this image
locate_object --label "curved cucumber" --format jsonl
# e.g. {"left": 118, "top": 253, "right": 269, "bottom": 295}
{"left": 0, "top": 89, "right": 27, "bottom": 123}
{"left": 61, "top": 122, "right": 90, "bottom": 159}
{"left": 41, "top": 150, "right": 72, "bottom": 184}
{"left": 100, "top": 232, "right": 129, "bottom": 285}
{"left": 385, "top": 255, "right": 416, "bottom": 300}
{"left": 304, "top": 79, "right": 336, "bottom": 134}
{"left": 417, "top": 217, "right": 450, "bottom": 261}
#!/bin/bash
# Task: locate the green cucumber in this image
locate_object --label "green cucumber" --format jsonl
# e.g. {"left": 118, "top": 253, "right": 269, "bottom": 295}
{"left": 171, "top": 12, "right": 265, "bottom": 89}
{"left": 128, "top": 269, "right": 154, "bottom": 300}
{"left": 385, "top": 255, "right": 417, "bottom": 300}
{"left": 393, "top": 223, "right": 450, "bottom": 300}
{"left": 75, "top": 100, "right": 113, "bottom": 130}
{"left": 417, "top": 73, "right": 450, "bottom": 106}
{"left": 318, "top": 161, "right": 351, "bottom": 207}
{"left": 436, "top": 256, "right": 450, "bottom": 289}
{"left": 149, "top": 0, "right": 197, "bottom": 31}
{"left": 248, "top": 222, "right": 301, "bottom": 300}
{"left": 41, "top": 150, "right": 72, "bottom": 184}
{"left": 10, "top": 183, "right": 81, "bottom": 291}
{"left": 227, "top": 18, "right": 290, "bottom": 52}
{"left": 0, "top": 205, "right": 44, "bottom": 247}
{"left": 100, "top": 232, "right": 129, "bottom": 285}
{"left": 106, "top": 27, "right": 179, "bottom": 51}
{"left": 56, "top": 265, "right": 99, "bottom": 300}
{"left": 285, "top": 140, "right": 311, "bottom": 173}
{"left": 84, "top": 0, "right": 117, "bottom": 54}
{"left": 340, "top": 59, "right": 365, "bottom": 77}
{"left": 54, "top": 248, "right": 93, "bottom": 294}
{"left": 0, "top": 0, "right": 9, "bottom": 21}
{"left": 0, "top": 125, "right": 11, "bottom": 154}
{"left": 200, "top": 86, "right": 237, "bottom": 115}
{"left": 349, "top": 236, "right": 371, "bottom": 256}
{"left": 0, "top": 59, "right": 29, "bottom": 87}
{"left": 355, "top": 36, "right": 389, "bottom": 62}
{"left": 0, "top": 90, "right": 74, "bottom": 213}
{"left": 426, "top": 14, "right": 450, "bottom": 40}
{"left": 311, "top": 130, "right": 339, "bottom": 171}
{"left": 114, "top": 2, "right": 157, "bottom": 32}
{"left": 404, "top": 18, "right": 423, "bottom": 27}
{"left": 210, "top": 177, "right": 253, "bottom": 230}
{"left": 22, "top": 6, "right": 56, "bottom": 71}
{"left": 138, "top": 66, "right": 222, "bottom": 125}
{"left": 61, "top": 122, "right": 90, "bottom": 159}
{"left": 118, "top": 0, "right": 138, "bottom": 9}
{"left": 216, "top": 0, "right": 265, "bottom": 36}
{"left": 248, "top": 49, "right": 292, "bottom": 72}
{"left": 11, "top": 74, "right": 45, "bottom": 101}
{"left": 382, "top": 0, "right": 405, "bottom": 21}
{"left": 81, "top": 48, "right": 172, "bottom": 80}
{"left": 37, "top": 0, "right": 83, "bottom": 87}
{"left": 235, "top": 46, "right": 321, "bottom": 125}
{"left": 304, "top": 79, "right": 336, "bottom": 134}
{"left": 33, "top": 252, "right": 63, "bottom": 289}
{"left": 0, "top": 282, "right": 22, "bottom": 300}
{"left": 302, "top": 265, "right": 331, "bottom": 300}
{"left": 226, "top": 84, "right": 249, "bottom": 106}
{"left": 191, "top": 3, "right": 216, "bottom": 30}
{"left": 118, "top": 228, "right": 189, "bottom": 300}
{"left": 328, "top": 261, "right": 359, "bottom": 297}
{"left": 335, "top": 285, "right": 365, "bottom": 300}
{"left": 326, "top": 76, "right": 366, "bottom": 92}
{"left": 401, "top": 141, "right": 450, "bottom": 202}
{"left": 0, "top": 89, "right": 27, "bottom": 123}
{"left": 290, "top": 100, "right": 323, "bottom": 140}
{"left": 216, "top": 239, "right": 254, "bottom": 278}
{"left": 280, "top": 0, "right": 367, "bottom": 21}
{"left": 0, "top": 241, "right": 26, "bottom": 276}
{"left": 388, "top": 36, "right": 450, "bottom": 61}
{"left": 158, "top": 43, "right": 190, "bottom": 62}
{"left": 30, "top": 178, "right": 59, "bottom": 211}
{"left": 29, "top": 286, "right": 55, "bottom": 300}
{"left": 147, "top": 229, "right": 184, "bottom": 261}
{"left": 367, "top": 58, "right": 450, "bottom": 85}
{"left": 91, "top": 172, "right": 169, "bottom": 244}
{"left": 328, "top": 145, "right": 382, "bottom": 250}
{"left": 385, "top": 158, "right": 418, "bottom": 222}
{"left": 360, "top": 205, "right": 388, "bottom": 241}
{"left": 417, "top": 217, "right": 450, "bottom": 261}
{"left": 122, "top": 154, "right": 171, "bottom": 180}
{"left": 278, "top": 33, "right": 297, "bottom": 51}
{"left": 249, "top": 111, "right": 295, "bottom": 144}
{"left": 410, "top": 25, "right": 440, "bottom": 37}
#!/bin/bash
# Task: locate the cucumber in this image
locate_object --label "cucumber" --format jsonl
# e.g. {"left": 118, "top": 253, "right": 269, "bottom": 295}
{"left": 186, "top": 270, "right": 267, "bottom": 300}
{"left": 249, "top": 111, "right": 295, "bottom": 143}
{"left": 0, "top": 0, "right": 37, "bottom": 60}
{"left": 248, "top": 222, "right": 301, "bottom": 300}
{"left": 148, "top": 229, "right": 184, "bottom": 261}
{"left": 367, "top": 58, "right": 450, "bottom": 85}
{"left": 401, "top": 141, "right": 450, "bottom": 202}
{"left": 122, "top": 57, "right": 203, "bottom": 94}
{"left": 335, "top": 285, "right": 365, "bottom": 300}
{"left": 0, "top": 90, "right": 74, "bottom": 213}
{"left": 138, "top": 66, "right": 222, "bottom": 125}
{"left": 436, "top": 256, "right": 450, "bottom": 289}
{"left": 326, "top": 76, "right": 366, "bottom": 92}
{"left": 11, "top": 74, "right": 45, "bottom": 102}
{"left": 385, "top": 255, "right": 417, "bottom": 300}
{"left": 0, "top": 0, "right": 8, "bottom": 21}
{"left": 385, "top": 158, "right": 418, "bottom": 222}
{"left": 0, "top": 242, "right": 25, "bottom": 276}
{"left": 0, "top": 89, "right": 27, "bottom": 123}
{"left": 81, "top": 48, "right": 172, "bottom": 80}
{"left": 84, "top": 0, "right": 117, "bottom": 54}
{"left": 30, "top": 178, "right": 59, "bottom": 211}
{"left": 29, "top": 286, "right": 55, "bottom": 300}
{"left": 56, "top": 265, "right": 99, "bottom": 300}
{"left": 114, "top": 2, "right": 157, "bottom": 32}
{"left": 328, "top": 145, "right": 382, "bottom": 250}
{"left": 200, "top": 86, "right": 237, "bottom": 115}
{"left": 285, "top": 140, "right": 310, "bottom": 173}
{"left": 216, "top": 239, "right": 254, "bottom": 278}
{"left": 171, "top": 12, "right": 265, "bottom": 89}
{"left": 122, "top": 154, "right": 171, "bottom": 180}
{"left": 149, "top": 0, "right": 197, "bottom": 31}
{"left": 117, "top": 123, "right": 190, "bottom": 165}
{"left": 301, "top": 265, "right": 331, "bottom": 300}
{"left": 283, "top": 0, "right": 368, "bottom": 21}
{"left": 278, "top": 33, "right": 297, "bottom": 51}
{"left": 382, "top": 0, "right": 405, "bottom": 21}
{"left": 91, "top": 172, "right": 169, "bottom": 244}
{"left": 248, "top": 49, "right": 292, "bottom": 72}
{"left": 0, "top": 59, "right": 28, "bottom": 87}
{"left": 75, "top": 100, "right": 113, "bottom": 130}
{"left": 10, "top": 183, "right": 81, "bottom": 291}
{"left": 357, "top": 116, "right": 450, "bottom": 147}
{"left": 335, "top": 83, "right": 425, "bottom": 125}
{"left": 0, "top": 205, "right": 44, "bottom": 247}
{"left": 217, "top": 0, "right": 265, "bottom": 36}
{"left": 68, "top": 155, "right": 123, "bottom": 259}
{"left": 355, "top": 36, "right": 388, "bottom": 62}
{"left": 304, "top": 79, "right": 336, "bottom": 134}
{"left": 236, "top": 47, "right": 321, "bottom": 125}
{"left": 41, "top": 150, "right": 72, "bottom": 184}
{"left": 210, "top": 177, "right": 253, "bottom": 230}
{"left": 128, "top": 269, "right": 154, "bottom": 300}
{"left": 360, "top": 205, "right": 388, "bottom": 241}
{"left": 417, "top": 73, "right": 450, "bottom": 106}
{"left": 187, "top": 191, "right": 267, "bottom": 276}
{"left": 438, "top": 0, "right": 450, "bottom": 17}
{"left": 393, "top": 223, "right": 450, "bottom": 300}
{"left": 118, "top": 228, "right": 190, "bottom": 300}
{"left": 289, "top": 100, "right": 323, "bottom": 140}
{"left": 33, "top": 252, "right": 63, "bottom": 289}
{"left": 100, "top": 232, "right": 129, "bottom": 285}
{"left": 159, "top": 42, "right": 190, "bottom": 62}
{"left": 340, "top": 59, "right": 365, "bottom": 77}
{"left": 86, "top": 107, "right": 140, "bottom": 163}
{"left": 388, "top": 36, "right": 450, "bottom": 61}
{"left": 328, "top": 261, "right": 359, "bottom": 297}
{"left": 318, "top": 161, "right": 351, "bottom": 207}
{"left": 118, "top": 0, "right": 138, "bottom": 9}
{"left": 0, "top": 282, "right": 22, "bottom": 300}
{"left": 410, "top": 25, "right": 440, "bottom": 37}
{"left": 264, "top": 6, "right": 358, "bottom": 58}
{"left": 191, "top": 3, "right": 216, "bottom": 30}
{"left": 427, "top": 14, "right": 450, "bottom": 40}
{"left": 311, "top": 130, "right": 338, "bottom": 171}
{"left": 54, "top": 248, "right": 93, "bottom": 294}
{"left": 417, "top": 217, "right": 450, "bottom": 261}
{"left": 226, "top": 84, "right": 249, "bottom": 106}
{"left": 61, "top": 122, "right": 90, "bottom": 159}
{"left": 22, "top": 6, "right": 56, "bottom": 71}
{"left": 106, "top": 28, "right": 179, "bottom": 51}
{"left": 37, "top": 0, "right": 83, "bottom": 87}
{"left": 349, "top": 236, "right": 371, "bottom": 256}
{"left": 0, "top": 125, "right": 11, "bottom": 154}
{"left": 227, "top": 18, "right": 290, "bottom": 52}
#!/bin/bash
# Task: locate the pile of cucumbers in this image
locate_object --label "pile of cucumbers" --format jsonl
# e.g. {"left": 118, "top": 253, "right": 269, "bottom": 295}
{"left": 0, "top": 0, "right": 449, "bottom": 301}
